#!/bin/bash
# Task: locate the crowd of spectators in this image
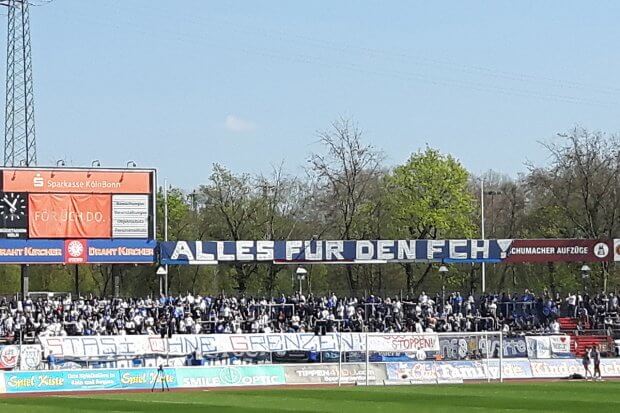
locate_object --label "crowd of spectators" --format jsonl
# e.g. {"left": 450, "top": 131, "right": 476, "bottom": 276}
{"left": 0, "top": 290, "right": 619, "bottom": 343}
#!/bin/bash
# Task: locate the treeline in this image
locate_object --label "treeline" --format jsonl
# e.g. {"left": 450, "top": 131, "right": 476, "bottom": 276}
{"left": 1, "top": 121, "right": 618, "bottom": 298}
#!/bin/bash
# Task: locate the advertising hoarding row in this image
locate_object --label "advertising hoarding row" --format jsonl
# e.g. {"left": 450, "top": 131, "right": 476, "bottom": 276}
{"left": 4, "top": 359, "right": 620, "bottom": 393}
{"left": 160, "top": 239, "right": 616, "bottom": 265}
{"left": 0, "top": 168, "right": 155, "bottom": 240}
{"left": 0, "top": 365, "right": 285, "bottom": 393}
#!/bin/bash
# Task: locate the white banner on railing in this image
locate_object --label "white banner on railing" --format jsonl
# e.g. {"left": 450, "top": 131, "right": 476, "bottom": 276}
{"left": 0, "top": 345, "right": 42, "bottom": 370}
{"left": 367, "top": 334, "right": 440, "bottom": 352}
{"left": 39, "top": 333, "right": 440, "bottom": 359}
{"left": 526, "top": 335, "right": 571, "bottom": 359}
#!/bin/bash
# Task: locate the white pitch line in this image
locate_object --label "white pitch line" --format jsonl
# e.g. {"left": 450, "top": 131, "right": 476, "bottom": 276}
{"left": 51, "top": 395, "right": 206, "bottom": 406}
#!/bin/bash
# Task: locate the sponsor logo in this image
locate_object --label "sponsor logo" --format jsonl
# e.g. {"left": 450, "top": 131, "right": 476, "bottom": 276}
{"left": 120, "top": 371, "right": 175, "bottom": 386}
{"left": 32, "top": 173, "right": 44, "bottom": 188}
{"left": 593, "top": 242, "right": 610, "bottom": 258}
{"left": 7, "top": 374, "right": 64, "bottom": 389}
{"left": 65, "top": 240, "right": 87, "bottom": 263}
{"left": 219, "top": 367, "right": 243, "bottom": 385}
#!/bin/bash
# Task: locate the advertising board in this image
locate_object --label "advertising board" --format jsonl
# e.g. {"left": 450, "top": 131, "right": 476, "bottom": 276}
{"left": 29, "top": 194, "right": 111, "bottom": 238}
{"left": 1, "top": 367, "right": 177, "bottom": 393}
{"left": 516, "top": 359, "right": 620, "bottom": 379}
{"left": 1, "top": 169, "right": 151, "bottom": 194}
{"left": 0, "top": 167, "right": 156, "bottom": 263}
{"left": 0, "top": 365, "right": 284, "bottom": 393}
{"left": 283, "top": 363, "right": 386, "bottom": 384}
{"left": 385, "top": 359, "right": 533, "bottom": 382}
{"left": 112, "top": 195, "right": 149, "bottom": 238}
{"left": 505, "top": 239, "right": 612, "bottom": 263}
{"left": 175, "top": 365, "right": 285, "bottom": 388}
{"left": 615, "top": 239, "right": 620, "bottom": 262}
{"left": 0, "top": 239, "right": 155, "bottom": 264}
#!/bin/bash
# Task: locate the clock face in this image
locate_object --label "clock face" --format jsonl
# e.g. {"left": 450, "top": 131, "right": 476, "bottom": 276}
{"left": 0, "top": 192, "right": 28, "bottom": 238}
{"left": 0, "top": 192, "right": 26, "bottom": 221}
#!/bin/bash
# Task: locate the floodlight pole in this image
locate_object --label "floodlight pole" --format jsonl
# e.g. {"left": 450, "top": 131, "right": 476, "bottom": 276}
{"left": 163, "top": 178, "right": 169, "bottom": 297}
{"left": 480, "top": 179, "right": 486, "bottom": 293}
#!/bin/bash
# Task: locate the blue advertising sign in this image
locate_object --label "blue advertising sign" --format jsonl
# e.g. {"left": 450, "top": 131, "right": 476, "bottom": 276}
{"left": 1, "top": 368, "right": 178, "bottom": 393}
{"left": 175, "top": 365, "right": 285, "bottom": 388}
{"left": 87, "top": 239, "right": 156, "bottom": 263}
{"left": 1, "top": 366, "right": 283, "bottom": 393}
{"left": 386, "top": 359, "right": 533, "bottom": 381}
{"left": 0, "top": 239, "right": 64, "bottom": 264}
{"left": 0, "top": 239, "right": 155, "bottom": 264}
{"left": 160, "top": 239, "right": 511, "bottom": 265}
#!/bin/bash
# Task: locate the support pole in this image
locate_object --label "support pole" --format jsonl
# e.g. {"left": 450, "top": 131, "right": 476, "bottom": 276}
{"left": 485, "top": 332, "right": 490, "bottom": 383}
{"left": 163, "top": 178, "right": 169, "bottom": 297}
{"left": 338, "top": 333, "right": 342, "bottom": 387}
{"left": 74, "top": 264, "right": 79, "bottom": 297}
{"left": 365, "top": 332, "right": 369, "bottom": 386}
{"left": 20, "top": 264, "right": 28, "bottom": 300}
{"left": 113, "top": 266, "right": 120, "bottom": 298}
{"left": 499, "top": 330, "right": 504, "bottom": 383}
{"left": 480, "top": 179, "right": 486, "bottom": 293}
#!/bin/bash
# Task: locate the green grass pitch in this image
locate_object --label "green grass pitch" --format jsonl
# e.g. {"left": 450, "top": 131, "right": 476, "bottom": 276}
{"left": 1, "top": 382, "right": 619, "bottom": 413}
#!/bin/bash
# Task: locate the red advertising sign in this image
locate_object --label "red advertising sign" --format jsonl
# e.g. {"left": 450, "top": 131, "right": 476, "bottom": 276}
{"left": 505, "top": 239, "right": 612, "bottom": 263}
{"left": 64, "top": 239, "right": 87, "bottom": 263}
{"left": 2, "top": 169, "right": 151, "bottom": 194}
{"left": 28, "top": 194, "right": 111, "bottom": 238}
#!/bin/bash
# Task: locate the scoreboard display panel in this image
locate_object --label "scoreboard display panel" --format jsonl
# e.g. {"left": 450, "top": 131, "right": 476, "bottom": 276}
{"left": 0, "top": 167, "right": 156, "bottom": 264}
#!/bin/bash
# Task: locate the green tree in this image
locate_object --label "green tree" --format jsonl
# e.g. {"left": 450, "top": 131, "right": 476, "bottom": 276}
{"left": 386, "top": 147, "right": 476, "bottom": 293}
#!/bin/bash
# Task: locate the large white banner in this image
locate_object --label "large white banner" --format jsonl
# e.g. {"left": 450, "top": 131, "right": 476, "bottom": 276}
{"left": 367, "top": 334, "right": 439, "bottom": 352}
{"left": 526, "top": 335, "right": 571, "bottom": 359}
{"left": 39, "top": 333, "right": 439, "bottom": 359}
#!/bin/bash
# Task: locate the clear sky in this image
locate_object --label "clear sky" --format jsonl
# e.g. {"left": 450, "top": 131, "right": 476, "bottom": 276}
{"left": 22, "top": 0, "right": 620, "bottom": 189}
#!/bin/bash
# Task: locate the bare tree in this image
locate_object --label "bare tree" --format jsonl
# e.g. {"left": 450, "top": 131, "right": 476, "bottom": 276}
{"left": 528, "top": 127, "right": 620, "bottom": 291}
{"left": 198, "top": 164, "right": 261, "bottom": 292}
{"left": 308, "top": 117, "right": 383, "bottom": 293}
{"left": 256, "top": 163, "right": 305, "bottom": 294}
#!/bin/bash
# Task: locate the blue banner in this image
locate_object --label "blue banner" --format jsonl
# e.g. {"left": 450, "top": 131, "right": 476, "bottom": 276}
{"left": 0, "top": 239, "right": 155, "bottom": 264}
{"left": 160, "top": 239, "right": 511, "bottom": 265}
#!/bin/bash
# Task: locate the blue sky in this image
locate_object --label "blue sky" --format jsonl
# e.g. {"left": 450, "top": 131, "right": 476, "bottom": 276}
{"left": 23, "top": 0, "right": 620, "bottom": 189}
